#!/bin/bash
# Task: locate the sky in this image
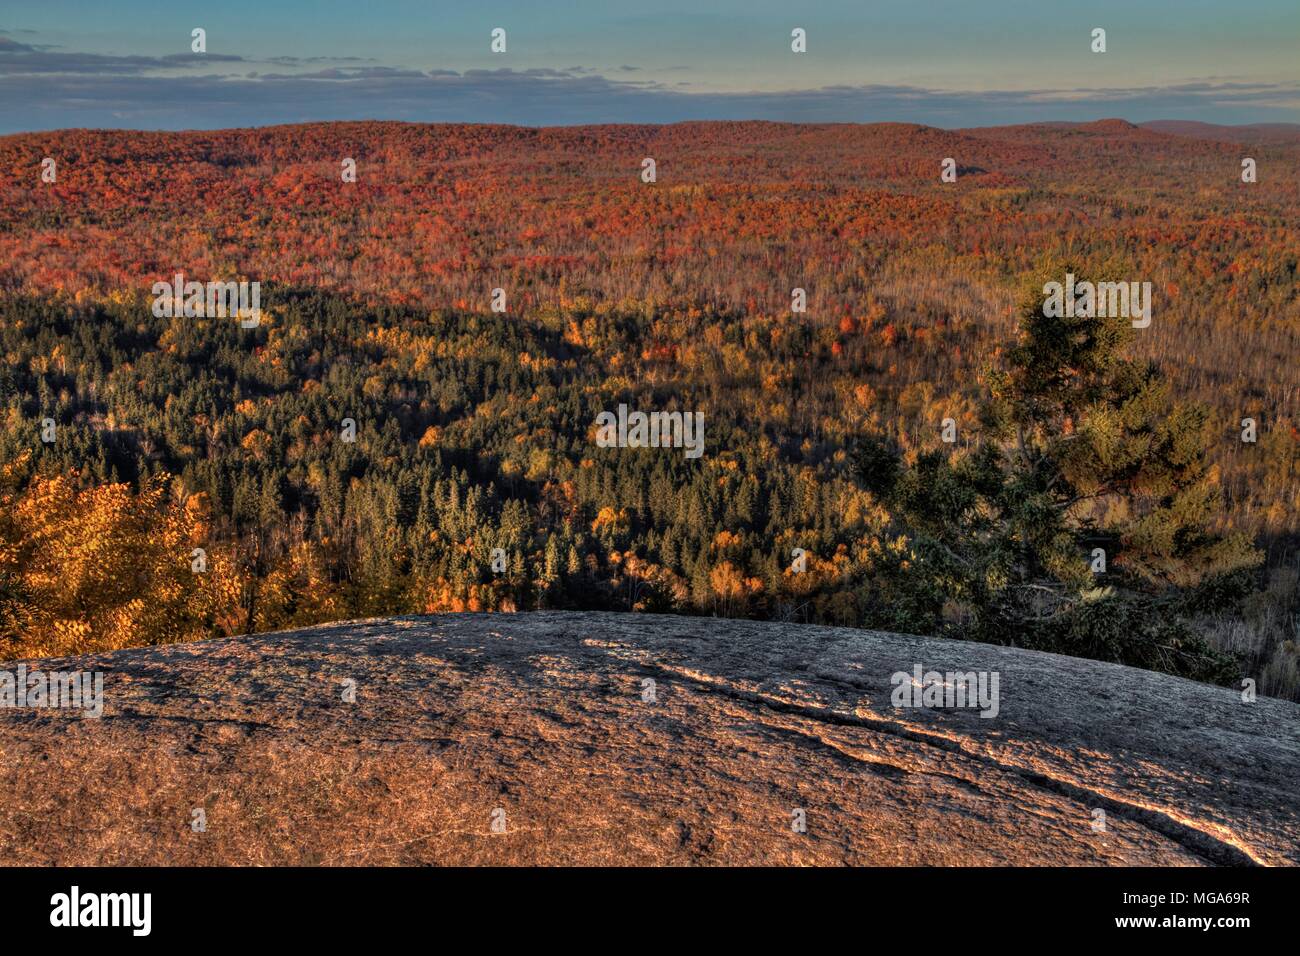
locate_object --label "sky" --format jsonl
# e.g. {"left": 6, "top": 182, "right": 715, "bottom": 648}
{"left": 2, "top": 0, "right": 1298, "bottom": 133}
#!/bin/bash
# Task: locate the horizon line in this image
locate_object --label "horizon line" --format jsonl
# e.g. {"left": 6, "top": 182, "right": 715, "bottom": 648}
{"left": 5, "top": 117, "right": 1299, "bottom": 139}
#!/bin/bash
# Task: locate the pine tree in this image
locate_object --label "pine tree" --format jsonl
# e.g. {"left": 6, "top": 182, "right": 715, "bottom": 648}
{"left": 857, "top": 265, "right": 1260, "bottom": 682}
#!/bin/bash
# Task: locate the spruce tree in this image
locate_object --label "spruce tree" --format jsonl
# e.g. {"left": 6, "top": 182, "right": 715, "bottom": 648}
{"left": 857, "top": 265, "right": 1260, "bottom": 682}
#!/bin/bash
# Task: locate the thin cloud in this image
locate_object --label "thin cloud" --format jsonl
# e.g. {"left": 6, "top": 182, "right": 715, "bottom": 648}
{"left": 1, "top": 37, "right": 1297, "bottom": 131}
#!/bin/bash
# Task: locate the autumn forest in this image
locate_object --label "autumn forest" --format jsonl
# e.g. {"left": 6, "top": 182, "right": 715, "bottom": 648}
{"left": 1, "top": 120, "right": 1297, "bottom": 697}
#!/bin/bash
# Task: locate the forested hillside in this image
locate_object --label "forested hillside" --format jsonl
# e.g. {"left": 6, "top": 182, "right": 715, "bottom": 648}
{"left": 1, "top": 121, "right": 1296, "bottom": 695}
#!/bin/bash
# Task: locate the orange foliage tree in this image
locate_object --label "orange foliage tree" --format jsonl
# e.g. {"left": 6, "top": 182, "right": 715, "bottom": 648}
{"left": 0, "top": 455, "right": 236, "bottom": 658}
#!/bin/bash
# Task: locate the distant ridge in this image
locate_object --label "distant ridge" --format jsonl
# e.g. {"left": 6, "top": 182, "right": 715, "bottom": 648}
{"left": 1140, "top": 120, "right": 1300, "bottom": 143}
{"left": 1079, "top": 118, "right": 1140, "bottom": 132}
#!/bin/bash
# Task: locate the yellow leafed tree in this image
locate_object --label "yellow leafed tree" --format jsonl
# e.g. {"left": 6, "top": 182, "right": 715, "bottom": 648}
{"left": 0, "top": 455, "right": 237, "bottom": 658}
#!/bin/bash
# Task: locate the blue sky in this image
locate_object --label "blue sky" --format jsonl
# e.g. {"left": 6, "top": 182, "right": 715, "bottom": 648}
{"left": 2, "top": 0, "right": 1297, "bottom": 132}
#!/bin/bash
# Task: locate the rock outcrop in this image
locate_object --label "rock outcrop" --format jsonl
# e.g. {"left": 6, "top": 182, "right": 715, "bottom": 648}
{"left": 2, "top": 612, "right": 1296, "bottom": 865}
